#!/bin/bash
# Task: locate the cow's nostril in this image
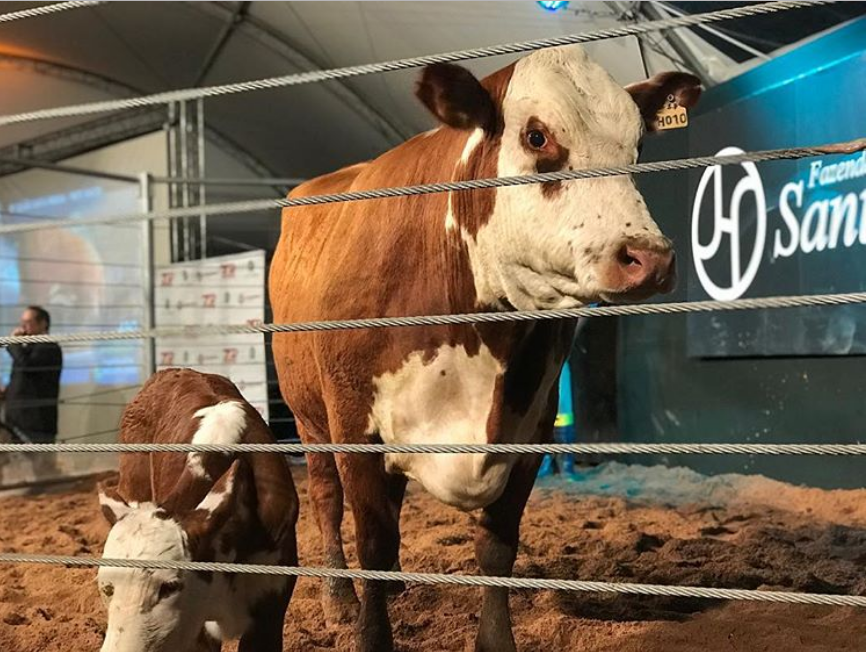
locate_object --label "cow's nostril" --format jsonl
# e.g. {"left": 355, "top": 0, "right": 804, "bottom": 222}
{"left": 618, "top": 246, "right": 641, "bottom": 267}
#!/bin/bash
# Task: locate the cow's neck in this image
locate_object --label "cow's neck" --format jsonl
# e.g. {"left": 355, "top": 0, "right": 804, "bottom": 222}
{"left": 436, "top": 124, "right": 575, "bottom": 388}
{"left": 437, "top": 128, "right": 502, "bottom": 314}
{"left": 351, "top": 125, "right": 490, "bottom": 318}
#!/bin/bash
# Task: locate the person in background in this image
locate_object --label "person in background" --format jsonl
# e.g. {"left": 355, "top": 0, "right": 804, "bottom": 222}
{"left": 0, "top": 306, "right": 62, "bottom": 443}
{"left": 538, "top": 358, "right": 576, "bottom": 477}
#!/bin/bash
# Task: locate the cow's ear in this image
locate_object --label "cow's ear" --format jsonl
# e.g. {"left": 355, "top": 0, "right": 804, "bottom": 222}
{"left": 625, "top": 71, "right": 702, "bottom": 133}
{"left": 180, "top": 462, "right": 245, "bottom": 553}
{"left": 98, "top": 481, "right": 132, "bottom": 526}
{"left": 417, "top": 63, "right": 497, "bottom": 132}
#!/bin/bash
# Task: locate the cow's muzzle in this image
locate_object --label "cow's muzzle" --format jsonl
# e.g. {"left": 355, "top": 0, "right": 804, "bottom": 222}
{"left": 603, "top": 239, "right": 676, "bottom": 301}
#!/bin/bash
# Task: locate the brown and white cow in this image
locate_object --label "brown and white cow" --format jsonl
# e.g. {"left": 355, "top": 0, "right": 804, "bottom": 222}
{"left": 97, "top": 368, "right": 298, "bottom": 652}
{"left": 269, "top": 45, "right": 700, "bottom": 652}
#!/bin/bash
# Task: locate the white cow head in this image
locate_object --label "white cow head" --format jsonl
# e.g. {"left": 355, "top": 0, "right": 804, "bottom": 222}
{"left": 417, "top": 45, "right": 701, "bottom": 310}
{"left": 96, "top": 467, "right": 241, "bottom": 652}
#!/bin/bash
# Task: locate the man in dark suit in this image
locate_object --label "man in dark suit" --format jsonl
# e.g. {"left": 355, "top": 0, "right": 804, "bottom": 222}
{"left": 1, "top": 306, "right": 62, "bottom": 443}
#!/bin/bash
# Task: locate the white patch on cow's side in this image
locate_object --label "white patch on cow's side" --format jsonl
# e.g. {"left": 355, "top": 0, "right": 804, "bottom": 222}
{"left": 188, "top": 401, "right": 247, "bottom": 479}
{"left": 369, "top": 342, "right": 512, "bottom": 510}
{"left": 446, "top": 129, "right": 485, "bottom": 232}
{"left": 461, "top": 45, "right": 669, "bottom": 310}
{"left": 368, "top": 338, "right": 566, "bottom": 511}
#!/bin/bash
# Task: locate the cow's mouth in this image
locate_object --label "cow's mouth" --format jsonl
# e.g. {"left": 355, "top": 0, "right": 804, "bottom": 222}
{"left": 599, "top": 274, "right": 677, "bottom": 304}
{"left": 599, "top": 287, "right": 660, "bottom": 304}
{"left": 598, "top": 256, "right": 677, "bottom": 304}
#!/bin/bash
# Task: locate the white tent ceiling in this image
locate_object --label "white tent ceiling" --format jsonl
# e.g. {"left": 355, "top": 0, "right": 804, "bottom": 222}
{"left": 0, "top": 1, "right": 740, "bottom": 178}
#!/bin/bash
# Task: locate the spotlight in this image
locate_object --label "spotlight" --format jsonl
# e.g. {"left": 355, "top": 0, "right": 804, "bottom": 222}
{"left": 537, "top": 1, "right": 569, "bottom": 12}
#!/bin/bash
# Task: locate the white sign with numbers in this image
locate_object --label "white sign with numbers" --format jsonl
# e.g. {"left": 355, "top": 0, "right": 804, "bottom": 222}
{"left": 154, "top": 250, "right": 269, "bottom": 420}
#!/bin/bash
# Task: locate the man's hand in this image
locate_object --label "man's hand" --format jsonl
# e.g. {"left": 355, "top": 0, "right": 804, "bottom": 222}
{"left": 11, "top": 327, "right": 24, "bottom": 337}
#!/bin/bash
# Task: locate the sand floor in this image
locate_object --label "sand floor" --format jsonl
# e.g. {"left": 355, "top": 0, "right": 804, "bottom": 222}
{"left": 1, "top": 462, "right": 866, "bottom": 651}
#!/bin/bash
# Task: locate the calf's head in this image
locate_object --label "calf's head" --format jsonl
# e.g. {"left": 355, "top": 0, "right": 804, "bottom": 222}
{"left": 97, "top": 465, "right": 243, "bottom": 652}
{"left": 417, "top": 46, "right": 701, "bottom": 309}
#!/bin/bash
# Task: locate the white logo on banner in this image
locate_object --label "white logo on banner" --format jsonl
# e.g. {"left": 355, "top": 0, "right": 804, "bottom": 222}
{"left": 691, "top": 147, "right": 866, "bottom": 301}
{"left": 691, "top": 147, "right": 766, "bottom": 301}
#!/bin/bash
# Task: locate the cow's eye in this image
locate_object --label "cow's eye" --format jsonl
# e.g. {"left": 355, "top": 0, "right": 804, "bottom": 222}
{"left": 527, "top": 130, "right": 547, "bottom": 149}
{"left": 100, "top": 583, "right": 114, "bottom": 598}
{"left": 157, "top": 580, "right": 183, "bottom": 601}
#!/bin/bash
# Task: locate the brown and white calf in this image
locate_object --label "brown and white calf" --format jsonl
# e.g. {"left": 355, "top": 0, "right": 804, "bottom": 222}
{"left": 269, "top": 45, "right": 700, "bottom": 652}
{"left": 97, "top": 368, "right": 298, "bottom": 652}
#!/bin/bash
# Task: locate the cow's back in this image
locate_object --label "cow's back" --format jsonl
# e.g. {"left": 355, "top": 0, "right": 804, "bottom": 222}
{"left": 270, "top": 161, "right": 368, "bottom": 314}
{"left": 269, "top": 164, "right": 369, "bottom": 438}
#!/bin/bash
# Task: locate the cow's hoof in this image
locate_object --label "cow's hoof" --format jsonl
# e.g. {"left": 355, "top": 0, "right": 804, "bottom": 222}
{"left": 323, "top": 592, "right": 360, "bottom": 627}
{"left": 475, "top": 640, "right": 517, "bottom": 652}
{"left": 354, "top": 622, "right": 394, "bottom": 652}
{"left": 475, "top": 631, "right": 517, "bottom": 652}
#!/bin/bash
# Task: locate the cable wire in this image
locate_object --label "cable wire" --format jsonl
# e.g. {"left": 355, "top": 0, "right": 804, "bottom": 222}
{"left": 0, "top": 553, "right": 864, "bottom": 607}
{"left": 2, "top": 442, "right": 866, "bottom": 455}
{"left": 1, "top": 290, "right": 865, "bottom": 347}
{"left": 0, "top": 1, "right": 832, "bottom": 126}
{"left": 0, "top": 138, "right": 862, "bottom": 236}
{"left": 0, "top": 1, "right": 103, "bottom": 24}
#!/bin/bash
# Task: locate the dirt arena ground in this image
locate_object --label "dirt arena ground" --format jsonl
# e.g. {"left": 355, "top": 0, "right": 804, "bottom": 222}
{"left": 2, "top": 462, "right": 866, "bottom": 652}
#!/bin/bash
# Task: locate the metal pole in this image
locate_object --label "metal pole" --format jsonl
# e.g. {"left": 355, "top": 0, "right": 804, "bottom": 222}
{"left": 138, "top": 172, "right": 156, "bottom": 377}
{"left": 179, "top": 100, "right": 191, "bottom": 262}
{"left": 0, "top": 156, "right": 139, "bottom": 183}
{"left": 639, "top": 2, "right": 714, "bottom": 86}
{"left": 166, "top": 102, "right": 179, "bottom": 263}
{"left": 197, "top": 98, "right": 207, "bottom": 260}
{"left": 652, "top": 1, "right": 771, "bottom": 61}
{"left": 150, "top": 176, "right": 306, "bottom": 188}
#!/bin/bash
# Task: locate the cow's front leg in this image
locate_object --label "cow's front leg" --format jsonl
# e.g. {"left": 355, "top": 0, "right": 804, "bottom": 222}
{"left": 338, "top": 452, "right": 402, "bottom": 652}
{"left": 474, "top": 455, "right": 542, "bottom": 652}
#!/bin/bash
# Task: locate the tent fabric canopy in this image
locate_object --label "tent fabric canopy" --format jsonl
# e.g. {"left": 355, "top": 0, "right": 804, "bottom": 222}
{"left": 0, "top": 1, "right": 861, "bottom": 178}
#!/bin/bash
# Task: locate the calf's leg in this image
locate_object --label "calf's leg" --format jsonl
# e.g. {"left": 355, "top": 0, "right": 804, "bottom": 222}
{"left": 237, "top": 587, "right": 292, "bottom": 652}
{"left": 194, "top": 625, "right": 221, "bottom": 651}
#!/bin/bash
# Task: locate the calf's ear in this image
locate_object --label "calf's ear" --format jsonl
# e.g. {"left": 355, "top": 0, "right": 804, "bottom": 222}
{"left": 625, "top": 71, "right": 702, "bottom": 133}
{"left": 98, "top": 481, "right": 132, "bottom": 526}
{"left": 180, "top": 461, "right": 246, "bottom": 555}
{"left": 417, "top": 63, "right": 497, "bottom": 132}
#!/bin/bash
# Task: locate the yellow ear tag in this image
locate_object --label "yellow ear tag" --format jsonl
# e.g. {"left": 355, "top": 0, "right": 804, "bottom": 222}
{"left": 654, "top": 94, "right": 689, "bottom": 131}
